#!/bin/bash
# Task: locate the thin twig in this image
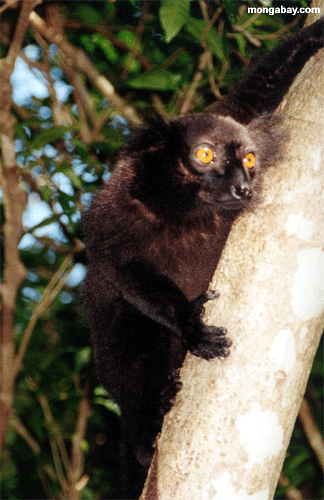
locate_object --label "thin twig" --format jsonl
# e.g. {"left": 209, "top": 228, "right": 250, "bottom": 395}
{"left": 0, "top": 0, "right": 20, "bottom": 15}
{"left": 299, "top": 398, "right": 324, "bottom": 471}
{"left": 12, "top": 414, "right": 41, "bottom": 454}
{"left": 70, "top": 380, "right": 91, "bottom": 488}
{"left": 179, "top": 50, "right": 209, "bottom": 115}
{"left": 25, "top": 376, "right": 70, "bottom": 496}
{"left": 25, "top": 375, "right": 91, "bottom": 499}
{"left": 12, "top": 415, "right": 54, "bottom": 498}
{"left": 38, "top": 394, "right": 71, "bottom": 482}
{"left": 13, "top": 246, "right": 81, "bottom": 379}
{"left": 161, "top": 47, "right": 186, "bottom": 70}
{"left": 257, "top": 16, "right": 301, "bottom": 39}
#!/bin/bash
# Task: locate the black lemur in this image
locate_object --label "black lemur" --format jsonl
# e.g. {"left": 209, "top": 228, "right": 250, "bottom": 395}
{"left": 82, "top": 17, "right": 323, "bottom": 493}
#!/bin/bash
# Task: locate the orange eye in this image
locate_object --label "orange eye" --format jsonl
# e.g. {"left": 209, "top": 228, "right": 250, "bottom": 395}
{"left": 196, "top": 146, "right": 215, "bottom": 164}
{"left": 243, "top": 153, "right": 255, "bottom": 169}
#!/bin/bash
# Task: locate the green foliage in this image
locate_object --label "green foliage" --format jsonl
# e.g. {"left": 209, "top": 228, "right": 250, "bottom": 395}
{"left": 127, "top": 69, "right": 182, "bottom": 90}
{"left": 185, "top": 17, "right": 226, "bottom": 60}
{"left": 221, "top": 0, "right": 239, "bottom": 23}
{"left": 159, "top": 0, "right": 191, "bottom": 42}
{"left": 1, "top": 1, "right": 322, "bottom": 499}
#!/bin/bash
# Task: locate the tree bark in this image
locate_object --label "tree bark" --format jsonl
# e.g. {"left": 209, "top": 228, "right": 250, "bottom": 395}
{"left": 141, "top": 24, "right": 324, "bottom": 500}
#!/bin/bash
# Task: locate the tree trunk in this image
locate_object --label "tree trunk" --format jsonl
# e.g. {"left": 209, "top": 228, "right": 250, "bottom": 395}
{"left": 141, "top": 24, "right": 324, "bottom": 500}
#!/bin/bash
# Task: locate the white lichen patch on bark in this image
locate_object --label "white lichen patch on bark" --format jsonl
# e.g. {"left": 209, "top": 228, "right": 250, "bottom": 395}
{"left": 285, "top": 211, "right": 314, "bottom": 240}
{"left": 300, "top": 325, "right": 308, "bottom": 340}
{"left": 291, "top": 248, "right": 324, "bottom": 320}
{"left": 209, "top": 472, "right": 270, "bottom": 500}
{"left": 269, "top": 329, "right": 296, "bottom": 373}
{"left": 235, "top": 403, "right": 284, "bottom": 469}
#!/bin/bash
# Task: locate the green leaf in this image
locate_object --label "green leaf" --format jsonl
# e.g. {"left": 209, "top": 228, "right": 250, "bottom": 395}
{"left": 74, "top": 5, "right": 102, "bottom": 26}
{"left": 186, "top": 17, "right": 225, "bottom": 61}
{"left": 57, "top": 191, "right": 72, "bottom": 212}
{"left": 221, "top": 0, "right": 239, "bottom": 24}
{"left": 29, "top": 215, "right": 57, "bottom": 232}
{"left": 80, "top": 34, "right": 95, "bottom": 54}
{"left": 69, "top": 139, "right": 90, "bottom": 160}
{"left": 117, "top": 30, "right": 136, "bottom": 48}
{"left": 92, "top": 33, "right": 119, "bottom": 63}
{"left": 63, "top": 166, "right": 83, "bottom": 190}
{"left": 80, "top": 440, "right": 89, "bottom": 453}
{"left": 127, "top": 69, "right": 182, "bottom": 91}
{"left": 285, "top": 449, "right": 311, "bottom": 475}
{"left": 94, "top": 387, "right": 121, "bottom": 417}
{"left": 159, "top": 0, "right": 191, "bottom": 43}
{"left": 40, "top": 185, "right": 53, "bottom": 203}
{"left": 75, "top": 347, "right": 92, "bottom": 372}
{"left": 122, "top": 53, "right": 141, "bottom": 74}
{"left": 31, "top": 127, "right": 68, "bottom": 150}
{"left": 95, "top": 397, "right": 121, "bottom": 417}
{"left": 15, "top": 123, "right": 32, "bottom": 143}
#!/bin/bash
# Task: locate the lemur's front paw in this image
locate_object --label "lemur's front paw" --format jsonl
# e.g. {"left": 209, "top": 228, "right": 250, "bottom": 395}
{"left": 186, "top": 317, "right": 232, "bottom": 360}
{"left": 189, "top": 334, "right": 232, "bottom": 360}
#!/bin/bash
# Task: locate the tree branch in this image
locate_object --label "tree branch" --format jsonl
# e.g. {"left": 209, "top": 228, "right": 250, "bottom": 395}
{"left": 0, "top": 0, "right": 39, "bottom": 450}
{"left": 28, "top": 11, "right": 142, "bottom": 125}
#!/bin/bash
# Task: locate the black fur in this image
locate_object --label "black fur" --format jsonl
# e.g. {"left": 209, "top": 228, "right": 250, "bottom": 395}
{"left": 82, "top": 18, "right": 323, "bottom": 497}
